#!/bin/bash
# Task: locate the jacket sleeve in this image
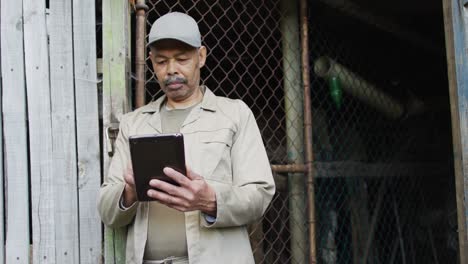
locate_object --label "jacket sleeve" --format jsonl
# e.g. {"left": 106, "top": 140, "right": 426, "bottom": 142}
{"left": 204, "top": 102, "right": 276, "bottom": 228}
{"left": 97, "top": 114, "right": 139, "bottom": 228}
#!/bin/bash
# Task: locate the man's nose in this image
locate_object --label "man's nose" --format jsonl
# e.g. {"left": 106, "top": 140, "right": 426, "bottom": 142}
{"left": 166, "top": 60, "right": 177, "bottom": 75}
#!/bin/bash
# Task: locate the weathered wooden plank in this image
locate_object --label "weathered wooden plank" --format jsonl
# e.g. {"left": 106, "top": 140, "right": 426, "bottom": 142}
{"left": 0, "top": 59, "right": 3, "bottom": 264}
{"left": 23, "top": 0, "right": 56, "bottom": 263}
{"left": 0, "top": 3, "right": 4, "bottom": 262}
{"left": 442, "top": 0, "right": 468, "bottom": 262}
{"left": 102, "top": 0, "right": 132, "bottom": 263}
{"left": 0, "top": 72, "right": 3, "bottom": 264}
{"left": 1, "top": 1, "right": 30, "bottom": 263}
{"left": 73, "top": 0, "right": 102, "bottom": 262}
{"left": 48, "top": 0, "right": 79, "bottom": 263}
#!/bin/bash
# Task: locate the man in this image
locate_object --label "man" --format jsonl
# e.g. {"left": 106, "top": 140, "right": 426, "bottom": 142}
{"left": 98, "top": 12, "right": 275, "bottom": 264}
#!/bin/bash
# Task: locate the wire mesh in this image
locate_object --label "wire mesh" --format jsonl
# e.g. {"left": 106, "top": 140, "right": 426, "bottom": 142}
{"left": 144, "top": 0, "right": 292, "bottom": 166}
{"left": 308, "top": 1, "right": 458, "bottom": 264}
{"left": 137, "top": 0, "right": 459, "bottom": 263}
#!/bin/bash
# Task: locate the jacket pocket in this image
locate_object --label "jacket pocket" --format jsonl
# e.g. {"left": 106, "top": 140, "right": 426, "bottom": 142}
{"left": 199, "top": 129, "right": 233, "bottom": 183}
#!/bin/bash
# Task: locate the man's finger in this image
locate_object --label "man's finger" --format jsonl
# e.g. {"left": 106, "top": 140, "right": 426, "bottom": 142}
{"left": 148, "top": 188, "right": 185, "bottom": 206}
{"left": 149, "top": 179, "right": 183, "bottom": 197}
{"left": 163, "top": 167, "right": 191, "bottom": 186}
{"left": 186, "top": 166, "right": 202, "bottom": 180}
{"left": 124, "top": 171, "right": 135, "bottom": 186}
{"left": 185, "top": 165, "right": 195, "bottom": 180}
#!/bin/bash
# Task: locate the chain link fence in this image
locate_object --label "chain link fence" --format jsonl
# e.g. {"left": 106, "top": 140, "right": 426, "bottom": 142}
{"left": 134, "top": 0, "right": 458, "bottom": 263}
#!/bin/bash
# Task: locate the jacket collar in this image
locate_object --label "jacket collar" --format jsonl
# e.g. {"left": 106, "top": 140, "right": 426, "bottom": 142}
{"left": 141, "top": 85, "right": 216, "bottom": 114}
{"left": 144, "top": 86, "right": 217, "bottom": 133}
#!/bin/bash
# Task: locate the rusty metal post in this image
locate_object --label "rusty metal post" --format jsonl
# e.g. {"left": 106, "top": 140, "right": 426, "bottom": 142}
{"left": 135, "top": 0, "right": 148, "bottom": 108}
{"left": 299, "top": 0, "right": 318, "bottom": 263}
{"left": 280, "top": 0, "right": 307, "bottom": 262}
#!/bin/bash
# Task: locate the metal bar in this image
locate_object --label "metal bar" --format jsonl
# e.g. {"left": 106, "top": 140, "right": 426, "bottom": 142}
{"left": 393, "top": 197, "right": 407, "bottom": 264}
{"left": 271, "top": 164, "right": 306, "bottom": 173}
{"left": 272, "top": 161, "right": 449, "bottom": 177}
{"left": 389, "top": 238, "right": 399, "bottom": 264}
{"left": 363, "top": 180, "right": 387, "bottom": 263}
{"left": 299, "top": 0, "right": 318, "bottom": 262}
{"left": 135, "top": 0, "right": 148, "bottom": 108}
{"left": 321, "top": 161, "right": 449, "bottom": 178}
{"left": 419, "top": 188, "right": 440, "bottom": 264}
{"left": 427, "top": 227, "right": 440, "bottom": 264}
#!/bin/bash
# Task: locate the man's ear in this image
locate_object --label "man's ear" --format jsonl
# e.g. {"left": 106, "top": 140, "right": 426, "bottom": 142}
{"left": 149, "top": 50, "right": 154, "bottom": 63}
{"left": 198, "top": 46, "right": 207, "bottom": 68}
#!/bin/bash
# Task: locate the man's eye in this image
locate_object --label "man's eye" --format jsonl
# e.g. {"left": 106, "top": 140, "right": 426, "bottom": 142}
{"left": 156, "top": 60, "right": 166, "bottom": 65}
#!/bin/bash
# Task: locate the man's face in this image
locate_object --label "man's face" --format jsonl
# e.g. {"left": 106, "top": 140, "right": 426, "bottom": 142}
{"left": 150, "top": 39, "right": 207, "bottom": 104}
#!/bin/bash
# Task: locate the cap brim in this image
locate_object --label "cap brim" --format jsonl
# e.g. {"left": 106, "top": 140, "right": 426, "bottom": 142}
{"left": 147, "top": 37, "right": 200, "bottom": 48}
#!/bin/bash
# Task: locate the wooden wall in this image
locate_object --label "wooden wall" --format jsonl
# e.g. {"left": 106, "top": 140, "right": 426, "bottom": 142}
{"left": 0, "top": 0, "right": 102, "bottom": 263}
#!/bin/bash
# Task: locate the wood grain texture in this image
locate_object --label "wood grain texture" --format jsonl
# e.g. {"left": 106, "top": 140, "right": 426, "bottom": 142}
{"left": 0, "top": 3, "right": 4, "bottom": 261}
{"left": 1, "top": 1, "right": 30, "bottom": 262}
{"left": 102, "top": 0, "right": 132, "bottom": 262}
{"left": 73, "top": 0, "right": 103, "bottom": 262}
{"left": 0, "top": 53, "right": 3, "bottom": 264}
{"left": 23, "top": 0, "right": 56, "bottom": 262}
{"left": 49, "top": 0, "right": 80, "bottom": 263}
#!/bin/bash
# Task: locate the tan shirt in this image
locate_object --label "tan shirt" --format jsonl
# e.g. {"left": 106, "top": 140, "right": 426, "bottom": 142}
{"left": 144, "top": 104, "right": 197, "bottom": 260}
{"left": 98, "top": 87, "right": 275, "bottom": 264}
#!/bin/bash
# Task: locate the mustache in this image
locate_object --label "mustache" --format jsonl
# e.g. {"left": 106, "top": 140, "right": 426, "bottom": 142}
{"left": 164, "top": 76, "right": 187, "bottom": 86}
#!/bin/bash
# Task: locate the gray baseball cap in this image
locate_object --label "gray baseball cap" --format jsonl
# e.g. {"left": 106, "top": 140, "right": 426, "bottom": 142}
{"left": 148, "top": 12, "right": 201, "bottom": 48}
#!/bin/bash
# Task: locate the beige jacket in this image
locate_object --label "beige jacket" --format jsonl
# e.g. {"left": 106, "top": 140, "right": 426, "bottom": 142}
{"left": 98, "top": 88, "right": 275, "bottom": 264}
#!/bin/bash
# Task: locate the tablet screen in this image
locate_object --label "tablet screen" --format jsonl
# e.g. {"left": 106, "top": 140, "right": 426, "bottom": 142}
{"left": 129, "top": 133, "right": 186, "bottom": 201}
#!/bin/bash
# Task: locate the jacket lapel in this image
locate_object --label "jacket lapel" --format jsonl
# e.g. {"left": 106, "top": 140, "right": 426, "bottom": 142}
{"left": 144, "top": 96, "right": 166, "bottom": 133}
{"left": 181, "top": 86, "right": 217, "bottom": 129}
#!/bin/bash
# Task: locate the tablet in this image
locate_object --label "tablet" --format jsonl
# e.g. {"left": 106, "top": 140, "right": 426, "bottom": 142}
{"left": 129, "top": 133, "right": 186, "bottom": 201}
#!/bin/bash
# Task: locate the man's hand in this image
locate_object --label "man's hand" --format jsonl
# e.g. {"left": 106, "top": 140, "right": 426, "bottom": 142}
{"left": 123, "top": 163, "right": 138, "bottom": 208}
{"left": 147, "top": 167, "right": 217, "bottom": 216}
